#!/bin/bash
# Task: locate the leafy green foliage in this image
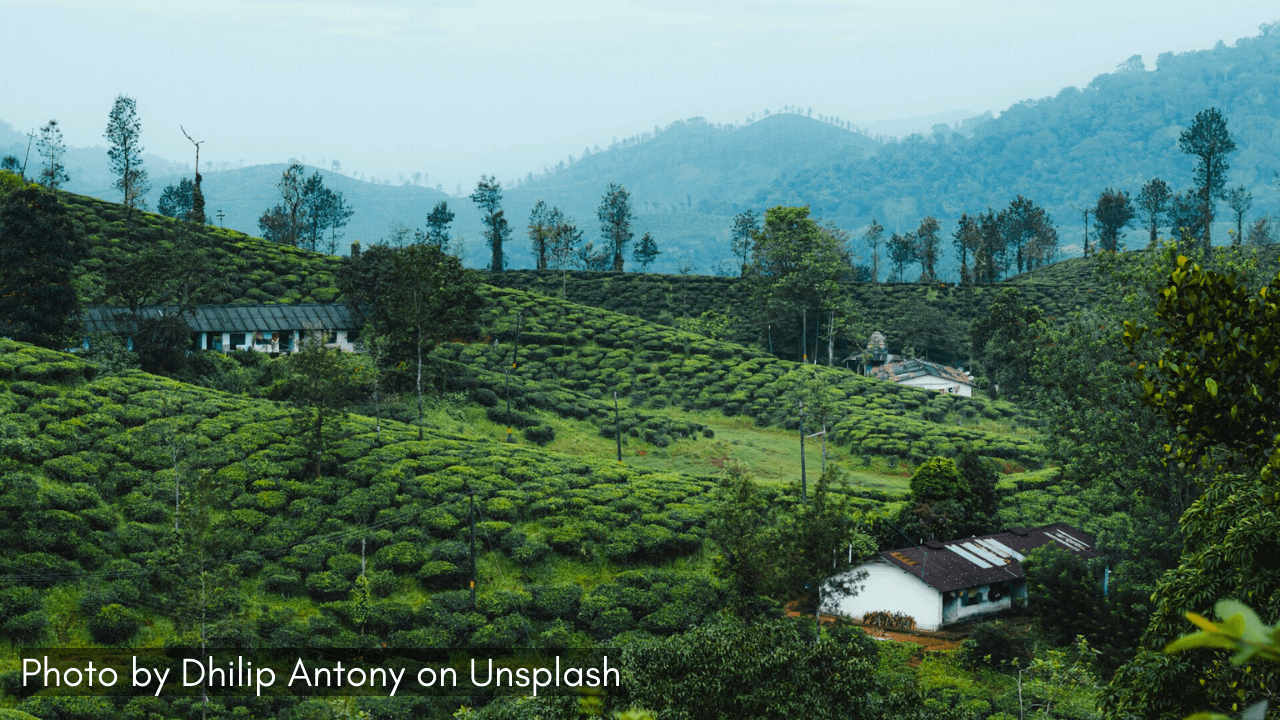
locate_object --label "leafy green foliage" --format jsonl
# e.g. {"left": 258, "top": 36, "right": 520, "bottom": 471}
{"left": 894, "top": 455, "right": 998, "bottom": 541}
{"left": 0, "top": 184, "right": 85, "bottom": 348}
{"left": 1126, "top": 255, "right": 1280, "bottom": 469}
{"left": 620, "top": 618, "right": 883, "bottom": 720}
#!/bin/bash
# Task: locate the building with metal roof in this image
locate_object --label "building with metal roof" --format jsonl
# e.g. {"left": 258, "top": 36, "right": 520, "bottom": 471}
{"left": 870, "top": 357, "right": 974, "bottom": 396}
{"left": 84, "top": 304, "right": 361, "bottom": 353}
{"left": 828, "top": 523, "right": 1099, "bottom": 630}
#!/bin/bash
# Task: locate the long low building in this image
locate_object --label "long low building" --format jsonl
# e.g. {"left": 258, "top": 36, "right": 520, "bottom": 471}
{"left": 828, "top": 523, "right": 1099, "bottom": 630}
{"left": 84, "top": 304, "right": 361, "bottom": 353}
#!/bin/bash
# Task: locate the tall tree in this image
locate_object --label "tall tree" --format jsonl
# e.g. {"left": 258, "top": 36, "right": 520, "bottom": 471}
{"left": 973, "top": 209, "right": 1005, "bottom": 283}
{"left": 470, "top": 175, "right": 508, "bottom": 272}
{"left": 1178, "top": 108, "right": 1236, "bottom": 251}
{"left": 157, "top": 178, "right": 195, "bottom": 220}
{"left": 952, "top": 213, "right": 981, "bottom": 284}
{"left": 258, "top": 163, "right": 307, "bottom": 246}
{"left": 998, "top": 195, "right": 1054, "bottom": 273}
{"left": 749, "top": 206, "right": 855, "bottom": 362}
{"left": 527, "top": 200, "right": 553, "bottom": 270}
{"left": 37, "top": 120, "right": 68, "bottom": 192}
{"left": 421, "top": 200, "right": 455, "bottom": 250}
{"left": 1136, "top": 177, "right": 1172, "bottom": 248}
{"left": 914, "top": 215, "right": 941, "bottom": 282}
{"left": 286, "top": 331, "right": 358, "bottom": 479}
{"left": 731, "top": 209, "right": 760, "bottom": 275}
{"left": 1093, "top": 187, "right": 1135, "bottom": 253}
{"left": 385, "top": 244, "right": 482, "bottom": 439}
{"left": 887, "top": 231, "right": 916, "bottom": 282}
{"left": 633, "top": 231, "right": 660, "bottom": 271}
{"left": 548, "top": 210, "right": 581, "bottom": 296}
{"left": 298, "top": 171, "right": 353, "bottom": 253}
{"left": 862, "top": 219, "right": 884, "bottom": 283}
{"left": 1224, "top": 185, "right": 1251, "bottom": 246}
{"left": 597, "top": 182, "right": 634, "bottom": 272}
{"left": 0, "top": 185, "right": 83, "bottom": 348}
{"left": 104, "top": 95, "right": 150, "bottom": 213}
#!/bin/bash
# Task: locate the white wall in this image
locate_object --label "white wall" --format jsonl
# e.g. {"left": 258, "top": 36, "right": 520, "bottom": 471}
{"left": 900, "top": 375, "right": 972, "bottom": 397}
{"left": 828, "top": 560, "right": 944, "bottom": 630}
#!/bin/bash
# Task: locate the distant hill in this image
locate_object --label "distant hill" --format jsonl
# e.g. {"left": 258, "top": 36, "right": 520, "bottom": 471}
{"left": 20, "top": 25, "right": 1280, "bottom": 277}
{"left": 747, "top": 26, "right": 1280, "bottom": 256}
{"left": 63, "top": 114, "right": 879, "bottom": 274}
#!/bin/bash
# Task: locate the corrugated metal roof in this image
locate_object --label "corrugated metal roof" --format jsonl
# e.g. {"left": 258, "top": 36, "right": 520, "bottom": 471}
{"left": 878, "top": 523, "right": 1099, "bottom": 593}
{"left": 872, "top": 358, "right": 973, "bottom": 386}
{"left": 84, "top": 304, "right": 358, "bottom": 334}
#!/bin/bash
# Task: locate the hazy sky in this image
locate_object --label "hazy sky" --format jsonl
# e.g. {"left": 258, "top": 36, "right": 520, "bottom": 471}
{"left": 2, "top": 1, "right": 1276, "bottom": 190}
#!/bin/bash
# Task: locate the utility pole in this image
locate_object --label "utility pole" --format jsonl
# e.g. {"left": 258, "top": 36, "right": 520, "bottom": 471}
{"left": 468, "top": 490, "right": 477, "bottom": 607}
{"left": 217, "top": 210, "right": 225, "bottom": 228}
{"left": 613, "top": 391, "right": 622, "bottom": 462}
{"left": 505, "top": 313, "right": 521, "bottom": 443}
{"left": 799, "top": 400, "right": 807, "bottom": 502}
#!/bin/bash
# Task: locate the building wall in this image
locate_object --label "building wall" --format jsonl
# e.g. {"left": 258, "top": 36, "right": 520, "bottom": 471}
{"left": 899, "top": 375, "right": 973, "bottom": 397}
{"left": 941, "top": 579, "right": 1027, "bottom": 625}
{"left": 828, "top": 560, "right": 944, "bottom": 630}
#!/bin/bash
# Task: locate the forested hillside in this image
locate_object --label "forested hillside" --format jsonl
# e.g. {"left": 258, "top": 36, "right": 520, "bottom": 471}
{"left": 746, "top": 26, "right": 1280, "bottom": 248}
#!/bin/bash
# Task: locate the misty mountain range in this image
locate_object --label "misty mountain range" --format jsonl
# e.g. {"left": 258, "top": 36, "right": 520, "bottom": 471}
{"left": 6, "top": 24, "right": 1280, "bottom": 276}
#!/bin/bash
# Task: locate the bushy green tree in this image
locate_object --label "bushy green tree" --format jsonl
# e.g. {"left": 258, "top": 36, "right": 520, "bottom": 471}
{"left": 621, "top": 618, "right": 883, "bottom": 720}
{"left": 1104, "top": 253, "right": 1280, "bottom": 719}
{"left": 0, "top": 184, "right": 84, "bottom": 348}
{"left": 471, "top": 175, "right": 509, "bottom": 272}
{"left": 156, "top": 178, "right": 195, "bottom": 220}
{"left": 385, "top": 244, "right": 482, "bottom": 438}
{"left": 597, "top": 182, "right": 634, "bottom": 272}
{"left": 1093, "top": 187, "right": 1134, "bottom": 253}
{"left": 747, "top": 206, "right": 855, "bottom": 362}
{"left": 632, "top": 231, "right": 659, "bottom": 271}
{"left": 971, "top": 287, "right": 1043, "bottom": 398}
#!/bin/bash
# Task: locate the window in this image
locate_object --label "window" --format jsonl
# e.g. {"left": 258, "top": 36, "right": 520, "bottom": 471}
{"left": 989, "top": 582, "right": 1010, "bottom": 602}
{"left": 346, "top": 328, "right": 359, "bottom": 344}
{"left": 961, "top": 589, "right": 985, "bottom": 607}
{"left": 230, "top": 333, "right": 246, "bottom": 349}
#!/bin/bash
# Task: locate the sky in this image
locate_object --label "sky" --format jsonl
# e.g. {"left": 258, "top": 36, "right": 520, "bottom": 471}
{"left": 1, "top": 0, "right": 1276, "bottom": 191}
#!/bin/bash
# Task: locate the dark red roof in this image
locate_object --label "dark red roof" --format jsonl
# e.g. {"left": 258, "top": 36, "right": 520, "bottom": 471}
{"left": 878, "top": 523, "right": 1099, "bottom": 592}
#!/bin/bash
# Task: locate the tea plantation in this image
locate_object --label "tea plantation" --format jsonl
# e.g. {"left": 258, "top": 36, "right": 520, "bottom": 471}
{"left": 61, "top": 191, "right": 345, "bottom": 306}
{"left": 0, "top": 339, "right": 735, "bottom": 675}
{"left": 442, "top": 285, "right": 1042, "bottom": 468}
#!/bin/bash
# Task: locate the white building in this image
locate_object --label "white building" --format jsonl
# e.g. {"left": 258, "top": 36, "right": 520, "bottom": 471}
{"left": 828, "top": 523, "right": 1098, "bottom": 631}
{"left": 871, "top": 358, "right": 974, "bottom": 396}
{"left": 84, "top": 304, "right": 361, "bottom": 354}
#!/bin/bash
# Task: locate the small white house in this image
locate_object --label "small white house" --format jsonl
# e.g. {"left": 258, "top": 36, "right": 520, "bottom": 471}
{"left": 829, "top": 523, "right": 1098, "bottom": 631}
{"left": 871, "top": 358, "right": 974, "bottom": 397}
{"left": 84, "top": 304, "right": 362, "bottom": 354}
